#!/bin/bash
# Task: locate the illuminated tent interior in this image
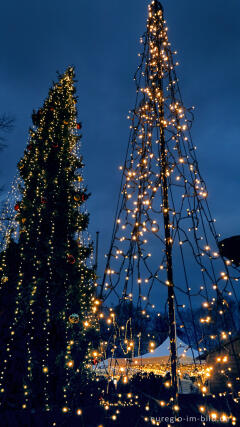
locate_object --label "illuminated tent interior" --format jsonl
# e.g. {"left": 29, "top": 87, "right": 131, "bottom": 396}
{"left": 97, "top": 336, "right": 201, "bottom": 373}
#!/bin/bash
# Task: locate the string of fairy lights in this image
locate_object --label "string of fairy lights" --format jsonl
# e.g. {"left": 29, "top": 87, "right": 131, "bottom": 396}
{"left": 0, "top": 132, "right": 48, "bottom": 405}
{"left": 94, "top": 0, "right": 240, "bottom": 423}
{"left": 0, "top": 174, "right": 22, "bottom": 251}
{"left": 62, "top": 97, "right": 86, "bottom": 412}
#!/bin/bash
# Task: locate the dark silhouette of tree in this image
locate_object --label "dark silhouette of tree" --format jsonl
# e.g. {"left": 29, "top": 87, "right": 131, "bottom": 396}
{"left": 0, "top": 113, "right": 14, "bottom": 149}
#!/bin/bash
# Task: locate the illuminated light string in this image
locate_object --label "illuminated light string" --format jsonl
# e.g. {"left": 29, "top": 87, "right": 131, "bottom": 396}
{"left": 41, "top": 152, "right": 66, "bottom": 409}
{"left": 43, "top": 88, "right": 78, "bottom": 410}
{"left": 0, "top": 138, "right": 47, "bottom": 407}
{"left": 1, "top": 103, "right": 63, "bottom": 407}
{"left": 62, "top": 104, "right": 80, "bottom": 409}
{"left": 23, "top": 107, "right": 67, "bottom": 408}
{"left": 96, "top": 0, "right": 240, "bottom": 420}
{"left": 24, "top": 154, "right": 51, "bottom": 409}
{"left": 29, "top": 96, "right": 72, "bottom": 408}
{"left": 0, "top": 174, "right": 22, "bottom": 297}
{"left": 0, "top": 173, "right": 22, "bottom": 250}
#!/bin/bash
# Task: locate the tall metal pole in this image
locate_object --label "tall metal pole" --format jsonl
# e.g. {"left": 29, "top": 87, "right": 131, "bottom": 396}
{"left": 160, "top": 126, "right": 178, "bottom": 400}
{"left": 150, "top": 0, "right": 178, "bottom": 400}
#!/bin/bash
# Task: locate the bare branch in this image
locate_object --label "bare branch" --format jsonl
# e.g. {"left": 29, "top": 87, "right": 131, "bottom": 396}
{"left": 0, "top": 114, "right": 15, "bottom": 149}
{"left": 0, "top": 114, "right": 15, "bottom": 132}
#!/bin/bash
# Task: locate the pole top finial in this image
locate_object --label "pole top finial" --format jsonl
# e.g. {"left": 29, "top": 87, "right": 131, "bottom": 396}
{"left": 150, "top": 0, "right": 164, "bottom": 13}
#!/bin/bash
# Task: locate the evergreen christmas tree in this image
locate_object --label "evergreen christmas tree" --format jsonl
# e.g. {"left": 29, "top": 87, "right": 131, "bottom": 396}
{"left": 0, "top": 67, "right": 98, "bottom": 415}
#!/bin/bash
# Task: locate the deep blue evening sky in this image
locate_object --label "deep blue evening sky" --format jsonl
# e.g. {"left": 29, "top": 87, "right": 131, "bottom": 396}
{"left": 0, "top": 0, "right": 240, "bottom": 278}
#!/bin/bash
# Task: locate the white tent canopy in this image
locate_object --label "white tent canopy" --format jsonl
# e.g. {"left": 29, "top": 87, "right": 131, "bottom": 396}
{"left": 140, "top": 336, "right": 198, "bottom": 359}
{"left": 97, "top": 336, "right": 199, "bottom": 370}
